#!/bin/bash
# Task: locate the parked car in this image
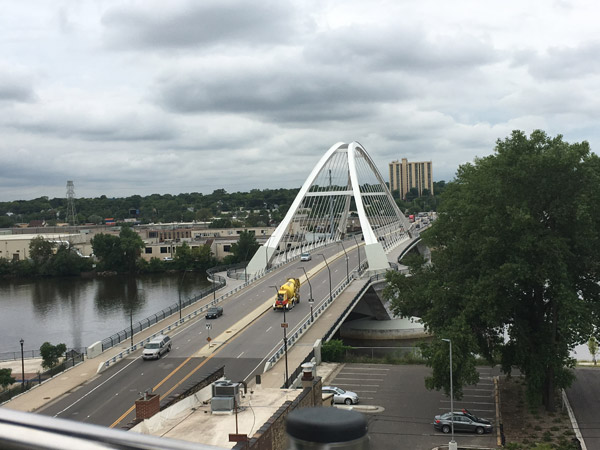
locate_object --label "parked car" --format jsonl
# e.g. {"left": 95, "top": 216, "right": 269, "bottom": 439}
{"left": 433, "top": 411, "right": 492, "bottom": 435}
{"left": 206, "top": 306, "right": 223, "bottom": 319}
{"left": 300, "top": 252, "right": 311, "bottom": 261}
{"left": 142, "top": 335, "right": 171, "bottom": 360}
{"left": 322, "top": 386, "right": 359, "bottom": 405}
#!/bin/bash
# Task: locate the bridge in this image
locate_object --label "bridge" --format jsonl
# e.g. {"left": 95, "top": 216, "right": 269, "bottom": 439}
{"left": 2, "top": 142, "right": 430, "bottom": 447}
{"left": 247, "top": 141, "right": 415, "bottom": 276}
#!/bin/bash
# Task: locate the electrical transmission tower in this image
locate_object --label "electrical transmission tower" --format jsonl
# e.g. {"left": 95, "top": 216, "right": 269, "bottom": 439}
{"left": 66, "top": 180, "right": 78, "bottom": 225}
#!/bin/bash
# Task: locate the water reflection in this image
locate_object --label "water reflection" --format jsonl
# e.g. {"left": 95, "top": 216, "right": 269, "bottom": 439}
{"left": 0, "top": 273, "right": 210, "bottom": 354}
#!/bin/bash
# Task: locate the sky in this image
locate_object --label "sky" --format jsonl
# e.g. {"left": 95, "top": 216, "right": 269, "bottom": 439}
{"left": 1, "top": 0, "right": 599, "bottom": 202}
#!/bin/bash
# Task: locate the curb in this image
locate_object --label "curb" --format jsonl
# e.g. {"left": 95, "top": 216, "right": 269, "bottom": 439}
{"left": 562, "top": 389, "right": 587, "bottom": 450}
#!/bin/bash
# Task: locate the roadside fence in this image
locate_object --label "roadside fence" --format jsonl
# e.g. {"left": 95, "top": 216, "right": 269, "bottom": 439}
{"left": 0, "top": 347, "right": 87, "bottom": 362}
{"left": 0, "top": 350, "right": 85, "bottom": 404}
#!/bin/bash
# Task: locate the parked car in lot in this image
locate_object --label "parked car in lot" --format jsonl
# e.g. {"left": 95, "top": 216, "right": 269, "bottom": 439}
{"left": 206, "top": 306, "right": 223, "bottom": 319}
{"left": 433, "top": 411, "right": 492, "bottom": 435}
{"left": 300, "top": 252, "right": 311, "bottom": 261}
{"left": 142, "top": 335, "right": 171, "bottom": 360}
{"left": 322, "top": 386, "right": 359, "bottom": 405}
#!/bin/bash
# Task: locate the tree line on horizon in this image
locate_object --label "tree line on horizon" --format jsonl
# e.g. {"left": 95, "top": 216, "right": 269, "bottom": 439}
{"left": 0, "top": 184, "right": 445, "bottom": 229}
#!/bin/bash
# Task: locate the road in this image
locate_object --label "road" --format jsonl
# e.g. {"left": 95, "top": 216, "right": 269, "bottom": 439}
{"left": 566, "top": 367, "right": 600, "bottom": 449}
{"left": 36, "top": 243, "right": 364, "bottom": 428}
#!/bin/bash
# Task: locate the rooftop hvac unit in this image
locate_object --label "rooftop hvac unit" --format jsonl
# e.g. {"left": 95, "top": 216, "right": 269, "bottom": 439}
{"left": 212, "top": 380, "right": 240, "bottom": 398}
{"left": 211, "top": 396, "right": 235, "bottom": 412}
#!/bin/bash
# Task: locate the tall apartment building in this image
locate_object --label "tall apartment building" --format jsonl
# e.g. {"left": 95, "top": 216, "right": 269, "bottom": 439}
{"left": 389, "top": 158, "right": 434, "bottom": 199}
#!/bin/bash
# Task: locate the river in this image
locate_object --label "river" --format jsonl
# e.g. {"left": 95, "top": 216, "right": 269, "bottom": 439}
{"left": 0, "top": 273, "right": 210, "bottom": 356}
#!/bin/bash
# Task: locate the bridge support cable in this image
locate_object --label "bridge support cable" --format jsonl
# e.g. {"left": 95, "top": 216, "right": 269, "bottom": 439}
{"left": 246, "top": 142, "right": 413, "bottom": 275}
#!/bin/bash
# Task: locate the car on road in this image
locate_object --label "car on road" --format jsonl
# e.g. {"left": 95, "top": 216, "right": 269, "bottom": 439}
{"left": 142, "top": 335, "right": 171, "bottom": 360}
{"left": 300, "top": 252, "right": 311, "bottom": 261}
{"left": 433, "top": 411, "right": 493, "bottom": 435}
{"left": 322, "top": 386, "right": 359, "bottom": 405}
{"left": 206, "top": 306, "right": 223, "bottom": 319}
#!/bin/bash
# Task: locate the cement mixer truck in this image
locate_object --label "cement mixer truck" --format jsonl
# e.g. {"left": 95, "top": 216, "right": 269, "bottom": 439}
{"left": 273, "top": 278, "right": 300, "bottom": 311}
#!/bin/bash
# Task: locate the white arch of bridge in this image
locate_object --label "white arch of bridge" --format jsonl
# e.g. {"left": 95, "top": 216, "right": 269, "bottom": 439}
{"left": 246, "top": 142, "right": 413, "bottom": 276}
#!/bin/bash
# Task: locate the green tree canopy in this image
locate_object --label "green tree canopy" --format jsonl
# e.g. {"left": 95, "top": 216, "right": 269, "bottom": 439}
{"left": 225, "top": 230, "right": 260, "bottom": 264}
{"left": 29, "top": 236, "right": 55, "bottom": 265}
{"left": 40, "top": 342, "right": 67, "bottom": 369}
{"left": 0, "top": 368, "right": 15, "bottom": 389}
{"left": 384, "top": 130, "right": 600, "bottom": 411}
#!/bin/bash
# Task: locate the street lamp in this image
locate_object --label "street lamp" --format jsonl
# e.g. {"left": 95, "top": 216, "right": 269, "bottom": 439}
{"left": 20, "top": 339, "right": 24, "bottom": 391}
{"left": 317, "top": 254, "right": 332, "bottom": 303}
{"left": 298, "top": 267, "right": 314, "bottom": 321}
{"left": 339, "top": 241, "right": 349, "bottom": 284}
{"left": 352, "top": 235, "right": 361, "bottom": 271}
{"left": 178, "top": 269, "right": 191, "bottom": 322}
{"left": 442, "top": 338, "right": 456, "bottom": 450}
{"left": 269, "top": 284, "right": 289, "bottom": 388}
{"left": 131, "top": 287, "right": 144, "bottom": 348}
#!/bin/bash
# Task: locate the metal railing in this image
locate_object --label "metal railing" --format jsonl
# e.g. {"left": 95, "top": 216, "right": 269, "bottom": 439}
{"left": 0, "top": 408, "right": 226, "bottom": 450}
{"left": 0, "top": 351, "right": 85, "bottom": 404}
{"left": 0, "top": 347, "right": 87, "bottom": 362}
{"left": 264, "top": 261, "right": 371, "bottom": 371}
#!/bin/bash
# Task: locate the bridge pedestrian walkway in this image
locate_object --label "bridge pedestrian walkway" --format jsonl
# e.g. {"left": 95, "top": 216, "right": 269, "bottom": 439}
{"left": 2, "top": 271, "right": 245, "bottom": 413}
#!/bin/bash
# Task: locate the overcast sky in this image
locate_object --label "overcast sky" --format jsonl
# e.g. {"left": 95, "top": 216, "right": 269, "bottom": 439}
{"left": 1, "top": 0, "right": 599, "bottom": 202}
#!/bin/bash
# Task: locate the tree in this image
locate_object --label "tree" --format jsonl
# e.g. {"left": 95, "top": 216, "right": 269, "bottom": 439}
{"left": 0, "top": 368, "right": 15, "bottom": 390}
{"left": 384, "top": 130, "right": 600, "bottom": 412}
{"left": 119, "top": 226, "right": 144, "bottom": 273}
{"left": 40, "top": 342, "right": 67, "bottom": 369}
{"left": 228, "top": 230, "right": 260, "bottom": 264}
{"left": 29, "top": 236, "right": 55, "bottom": 265}
{"left": 91, "top": 233, "right": 123, "bottom": 271}
{"left": 588, "top": 337, "right": 598, "bottom": 366}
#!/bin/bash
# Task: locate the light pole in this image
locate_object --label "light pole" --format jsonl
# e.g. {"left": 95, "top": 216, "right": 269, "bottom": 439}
{"left": 442, "top": 338, "right": 456, "bottom": 449}
{"left": 352, "top": 235, "right": 361, "bottom": 271}
{"left": 270, "top": 284, "right": 289, "bottom": 388}
{"left": 339, "top": 241, "right": 349, "bottom": 283}
{"left": 317, "top": 254, "right": 332, "bottom": 303}
{"left": 131, "top": 287, "right": 144, "bottom": 348}
{"left": 20, "top": 339, "right": 24, "bottom": 391}
{"left": 299, "top": 267, "right": 314, "bottom": 321}
{"left": 178, "top": 269, "right": 191, "bottom": 322}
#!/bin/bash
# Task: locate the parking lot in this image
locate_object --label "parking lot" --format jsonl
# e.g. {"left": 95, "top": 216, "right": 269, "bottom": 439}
{"left": 327, "top": 363, "right": 499, "bottom": 449}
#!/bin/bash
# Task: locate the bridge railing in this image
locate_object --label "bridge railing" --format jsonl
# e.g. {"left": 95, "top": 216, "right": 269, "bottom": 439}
{"left": 264, "top": 260, "right": 371, "bottom": 372}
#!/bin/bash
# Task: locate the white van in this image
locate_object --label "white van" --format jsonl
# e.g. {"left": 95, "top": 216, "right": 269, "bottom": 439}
{"left": 142, "top": 335, "right": 171, "bottom": 360}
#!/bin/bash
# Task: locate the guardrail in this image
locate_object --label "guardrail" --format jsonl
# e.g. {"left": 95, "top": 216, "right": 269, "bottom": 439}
{"left": 0, "top": 347, "right": 87, "bottom": 362}
{"left": 263, "top": 261, "right": 371, "bottom": 372}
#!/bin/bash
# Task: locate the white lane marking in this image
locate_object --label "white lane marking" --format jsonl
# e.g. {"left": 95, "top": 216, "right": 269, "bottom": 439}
{"left": 237, "top": 352, "right": 245, "bottom": 358}
{"left": 53, "top": 356, "right": 141, "bottom": 417}
{"left": 266, "top": 326, "right": 272, "bottom": 333}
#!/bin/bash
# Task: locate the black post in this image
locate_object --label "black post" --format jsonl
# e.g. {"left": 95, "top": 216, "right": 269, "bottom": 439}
{"left": 299, "top": 267, "right": 314, "bottom": 321}
{"left": 130, "top": 309, "right": 134, "bottom": 348}
{"left": 270, "top": 284, "right": 289, "bottom": 388}
{"left": 353, "top": 235, "right": 361, "bottom": 271}
{"left": 20, "top": 339, "right": 25, "bottom": 391}
{"left": 339, "top": 241, "right": 349, "bottom": 283}
{"left": 178, "top": 270, "right": 189, "bottom": 322}
{"left": 318, "top": 254, "right": 332, "bottom": 303}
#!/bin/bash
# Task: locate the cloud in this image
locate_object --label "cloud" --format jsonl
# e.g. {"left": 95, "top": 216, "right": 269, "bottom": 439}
{"left": 102, "top": 0, "right": 306, "bottom": 50}
{"left": 0, "top": 65, "right": 36, "bottom": 103}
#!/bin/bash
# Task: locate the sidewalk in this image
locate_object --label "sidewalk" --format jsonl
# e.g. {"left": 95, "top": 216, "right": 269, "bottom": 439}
{"left": 2, "top": 273, "right": 245, "bottom": 413}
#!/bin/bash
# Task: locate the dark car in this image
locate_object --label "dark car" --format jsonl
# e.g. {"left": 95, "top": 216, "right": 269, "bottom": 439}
{"left": 206, "top": 306, "right": 223, "bottom": 319}
{"left": 433, "top": 411, "right": 492, "bottom": 435}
